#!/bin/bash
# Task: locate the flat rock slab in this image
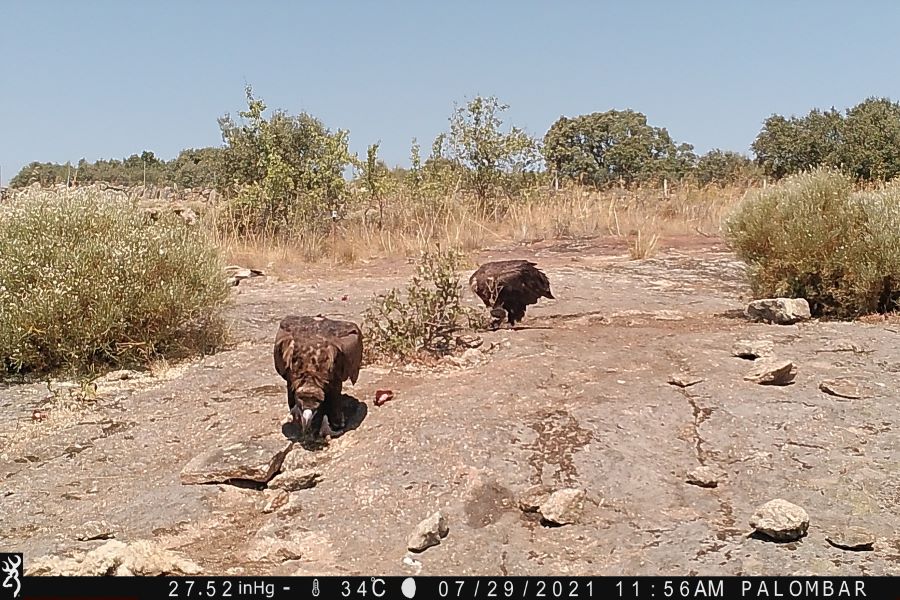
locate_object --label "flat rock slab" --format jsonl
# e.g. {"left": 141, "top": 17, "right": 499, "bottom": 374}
{"left": 686, "top": 466, "right": 721, "bottom": 488}
{"left": 746, "top": 298, "right": 811, "bottom": 325}
{"left": 180, "top": 438, "right": 294, "bottom": 485}
{"left": 825, "top": 527, "right": 876, "bottom": 551}
{"left": 667, "top": 374, "right": 704, "bottom": 388}
{"left": 744, "top": 359, "right": 796, "bottom": 386}
{"left": 732, "top": 339, "right": 775, "bottom": 360}
{"left": 268, "top": 468, "right": 320, "bottom": 491}
{"left": 819, "top": 378, "right": 866, "bottom": 400}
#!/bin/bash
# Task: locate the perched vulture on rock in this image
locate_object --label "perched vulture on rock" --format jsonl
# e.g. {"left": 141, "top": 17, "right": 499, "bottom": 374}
{"left": 469, "top": 260, "right": 554, "bottom": 329}
{"left": 273, "top": 315, "right": 363, "bottom": 436}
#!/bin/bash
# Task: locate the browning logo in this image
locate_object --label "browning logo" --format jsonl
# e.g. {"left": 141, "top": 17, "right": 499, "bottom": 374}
{"left": 0, "top": 554, "right": 22, "bottom": 599}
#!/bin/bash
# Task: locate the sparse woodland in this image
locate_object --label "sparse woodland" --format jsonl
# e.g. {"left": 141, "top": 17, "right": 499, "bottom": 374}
{"left": 3, "top": 88, "right": 900, "bottom": 375}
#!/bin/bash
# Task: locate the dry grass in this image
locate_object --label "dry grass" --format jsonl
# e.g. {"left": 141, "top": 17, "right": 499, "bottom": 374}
{"left": 628, "top": 228, "right": 661, "bottom": 260}
{"left": 215, "top": 183, "right": 751, "bottom": 270}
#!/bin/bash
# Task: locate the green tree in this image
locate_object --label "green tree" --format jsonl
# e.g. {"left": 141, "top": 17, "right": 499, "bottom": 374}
{"left": 543, "top": 109, "right": 689, "bottom": 187}
{"left": 217, "top": 86, "right": 354, "bottom": 234}
{"left": 360, "top": 142, "right": 391, "bottom": 229}
{"left": 441, "top": 96, "right": 541, "bottom": 201}
{"left": 169, "top": 147, "right": 226, "bottom": 189}
{"left": 751, "top": 108, "right": 843, "bottom": 179}
{"left": 695, "top": 149, "right": 757, "bottom": 186}
{"left": 839, "top": 97, "right": 900, "bottom": 182}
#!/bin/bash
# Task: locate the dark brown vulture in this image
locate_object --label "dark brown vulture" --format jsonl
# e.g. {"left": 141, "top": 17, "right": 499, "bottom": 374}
{"left": 469, "top": 260, "right": 554, "bottom": 329}
{"left": 273, "top": 315, "right": 363, "bottom": 436}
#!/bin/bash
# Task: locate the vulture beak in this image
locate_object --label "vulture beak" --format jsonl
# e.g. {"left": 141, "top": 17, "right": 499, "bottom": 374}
{"left": 300, "top": 409, "right": 314, "bottom": 431}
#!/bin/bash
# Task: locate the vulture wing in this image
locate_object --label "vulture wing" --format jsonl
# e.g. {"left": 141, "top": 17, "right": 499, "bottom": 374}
{"left": 274, "top": 315, "right": 363, "bottom": 385}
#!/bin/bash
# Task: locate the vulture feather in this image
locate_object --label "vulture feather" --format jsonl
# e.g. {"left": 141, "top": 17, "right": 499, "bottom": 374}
{"left": 273, "top": 315, "right": 363, "bottom": 435}
{"left": 469, "top": 260, "right": 554, "bottom": 329}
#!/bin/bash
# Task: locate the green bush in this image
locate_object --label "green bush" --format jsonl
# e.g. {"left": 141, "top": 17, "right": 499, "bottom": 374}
{"left": 0, "top": 188, "right": 230, "bottom": 376}
{"left": 724, "top": 168, "right": 900, "bottom": 317}
{"left": 362, "top": 247, "right": 487, "bottom": 362}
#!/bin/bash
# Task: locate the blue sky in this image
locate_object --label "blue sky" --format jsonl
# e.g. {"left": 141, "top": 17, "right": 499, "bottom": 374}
{"left": 2, "top": 1, "right": 899, "bottom": 185}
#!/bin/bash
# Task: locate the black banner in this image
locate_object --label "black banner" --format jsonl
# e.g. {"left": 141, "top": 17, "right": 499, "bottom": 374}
{"left": 9, "top": 576, "right": 897, "bottom": 600}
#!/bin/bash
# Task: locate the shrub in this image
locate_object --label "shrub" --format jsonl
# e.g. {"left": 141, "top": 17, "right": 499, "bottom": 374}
{"left": 0, "top": 188, "right": 230, "bottom": 376}
{"left": 362, "top": 246, "right": 487, "bottom": 362}
{"left": 724, "top": 168, "right": 900, "bottom": 317}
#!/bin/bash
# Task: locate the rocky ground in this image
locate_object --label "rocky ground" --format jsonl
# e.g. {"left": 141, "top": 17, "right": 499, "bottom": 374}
{"left": 1, "top": 236, "right": 898, "bottom": 576}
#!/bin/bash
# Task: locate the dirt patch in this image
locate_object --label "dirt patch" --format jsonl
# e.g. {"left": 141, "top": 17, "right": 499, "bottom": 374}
{"left": 2, "top": 235, "right": 898, "bottom": 576}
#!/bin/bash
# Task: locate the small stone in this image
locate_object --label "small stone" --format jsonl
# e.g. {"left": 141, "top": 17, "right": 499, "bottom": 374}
{"left": 268, "top": 469, "right": 320, "bottom": 491}
{"left": 743, "top": 359, "right": 795, "bottom": 386}
{"left": 746, "top": 298, "right": 811, "bottom": 325}
{"left": 667, "top": 374, "right": 704, "bottom": 388}
{"left": 407, "top": 511, "right": 449, "bottom": 552}
{"left": 102, "top": 370, "right": 139, "bottom": 382}
{"left": 685, "top": 466, "right": 721, "bottom": 488}
{"left": 262, "top": 489, "right": 289, "bottom": 514}
{"left": 825, "top": 527, "right": 875, "bottom": 551}
{"left": 402, "top": 556, "right": 422, "bottom": 568}
{"left": 456, "top": 334, "right": 484, "bottom": 349}
{"left": 749, "top": 498, "right": 809, "bottom": 541}
{"left": 75, "top": 520, "right": 115, "bottom": 541}
{"left": 819, "top": 378, "right": 863, "bottom": 400}
{"left": 539, "top": 488, "right": 586, "bottom": 526}
{"left": 732, "top": 339, "right": 775, "bottom": 360}
{"left": 518, "top": 484, "right": 552, "bottom": 513}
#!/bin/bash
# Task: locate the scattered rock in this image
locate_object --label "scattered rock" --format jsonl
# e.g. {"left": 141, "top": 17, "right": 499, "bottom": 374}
{"left": 652, "top": 310, "right": 685, "bottom": 321}
{"left": 407, "top": 511, "right": 449, "bottom": 552}
{"left": 746, "top": 298, "right": 811, "bottom": 325}
{"left": 825, "top": 527, "right": 875, "bottom": 551}
{"left": 455, "top": 334, "right": 484, "bottom": 349}
{"left": 539, "top": 488, "right": 586, "bottom": 526}
{"left": 280, "top": 446, "right": 317, "bottom": 472}
{"left": 732, "top": 339, "right": 775, "bottom": 360}
{"left": 685, "top": 466, "right": 721, "bottom": 488}
{"left": 402, "top": 556, "right": 422, "bottom": 568}
{"left": 448, "top": 348, "right": 486, "bottom": 367}
{"left": 749, "top": 499, "right": 809, "bottom": 541}
{"left": 262, "top": 489, "right": 289, "bottom": 513}
{"left": 26, "top": 540, "right": 202, "bottom": 576}
{"left": 101, "top": 370, "right": 141, "bottom": 382}
{"left": 517, "top": 484, "right": 553, "bottom": 513}
{"left": 817, "top": 340, "right": 869, "bottom": 354}
{"left": 245, "top": 521, "right": 329, "bottom": 563}
{"left": 667, "top": 373, "right": 704, "bottom": 388}
{"left": 75, "top": 520, "right": 115, "bottom": 541}
{"left": 819, "top": 378, "right": 864, "bottom": 400}
{"left": 743, "top": 359, "right": 796, "bottom": 386}
{"left": 269, "top": 465, "right": 320, "bottom": 491}
{"left": 180, "top": 438, "right": 293, "bottom": 485}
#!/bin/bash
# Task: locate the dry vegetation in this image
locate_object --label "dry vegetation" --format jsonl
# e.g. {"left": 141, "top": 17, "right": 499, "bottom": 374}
{"left": 214, "top": 183, "right": 749, "bottom": 272}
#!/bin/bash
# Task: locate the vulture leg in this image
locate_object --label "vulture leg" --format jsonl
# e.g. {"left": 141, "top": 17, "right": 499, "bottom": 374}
{"left": 286, "top": 386, "right": 299, "bottom": 422}
{"left": 323, "top": 380, "right": 346, "bottom": 431}
{"left": 489, "top": 307, "right": 507, "bottom": 330}
{"left": 508, "top": 304, "right": 527, "bottom": 326}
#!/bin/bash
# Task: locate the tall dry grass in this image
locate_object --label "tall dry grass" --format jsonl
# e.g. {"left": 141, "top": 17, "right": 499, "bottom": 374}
{"left": 213, "top": 183, "right": 753, "bottom": 270}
